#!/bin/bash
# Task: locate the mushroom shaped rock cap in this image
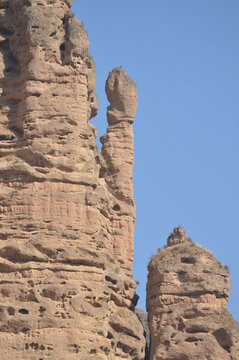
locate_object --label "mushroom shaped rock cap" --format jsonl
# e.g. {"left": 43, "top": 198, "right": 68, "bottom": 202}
{"left": 106, "top": 67, "right": 138, "bottom": 125}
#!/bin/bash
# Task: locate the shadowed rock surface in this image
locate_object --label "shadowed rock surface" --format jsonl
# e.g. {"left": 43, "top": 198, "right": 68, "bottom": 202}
{"left": 135, "top": 307, "right": 150, "bottom": 360}
{"left": 0, "top": 1, "right": 145, "bottom": 358}
{"left": 147, "top": 226, "right": 239, "bottom": 360}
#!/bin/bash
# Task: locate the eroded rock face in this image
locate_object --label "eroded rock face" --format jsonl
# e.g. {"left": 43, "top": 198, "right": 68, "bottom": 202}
{"left": 147, "top": 227, "right": 239, "bottom": 360}
{"left": 0, "top": 1, "right": 145, "bottom": 359}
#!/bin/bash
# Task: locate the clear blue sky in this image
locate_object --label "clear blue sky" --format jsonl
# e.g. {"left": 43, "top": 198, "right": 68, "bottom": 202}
{"left": 72, "top": 1, "right": 239, "bottom": 321}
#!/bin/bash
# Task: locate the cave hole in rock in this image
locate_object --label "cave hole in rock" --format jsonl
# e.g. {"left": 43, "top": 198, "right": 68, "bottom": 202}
{"left": 113, "top": 204, "right": 120, "bottom": 211}
{"left": 107, "top": 331, "right": 114, "bottom": 339}
{"left": 19, "top": 308, "right": 29, "bottom": 314}
{"left": 181, "top": 257, "right": 196, "bottom": 264}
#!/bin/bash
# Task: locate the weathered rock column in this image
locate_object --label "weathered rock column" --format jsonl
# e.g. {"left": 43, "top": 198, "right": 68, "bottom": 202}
{"left": 146, "top": 226, "right": 239, "bottom": 360}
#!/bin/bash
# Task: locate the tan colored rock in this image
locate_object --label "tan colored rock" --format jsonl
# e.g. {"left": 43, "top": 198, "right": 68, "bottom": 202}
{"left": 101, "top": 67, "right": 137, "bottom": 205}
{"left": 100, "top": 68, "right": 138, "bottom": 272}
{"left": 0, "top": 1, "right": 144, "bottom": 359}
{"left": 147, "top": 227, "right": 239, "bottom": 360}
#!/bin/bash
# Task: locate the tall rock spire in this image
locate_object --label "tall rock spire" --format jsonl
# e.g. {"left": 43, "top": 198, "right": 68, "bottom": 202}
{"left": 100, "top": 67, "right": 138, "bottom": 273}
{"left": 0, "top": 1, "right": 145, "bottom": 359}
{"left": 101, "top": 67, "right": 137, "bottom": 204}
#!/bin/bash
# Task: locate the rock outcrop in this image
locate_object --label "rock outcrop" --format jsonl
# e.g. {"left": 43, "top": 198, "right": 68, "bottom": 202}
{"left": 0, "top": 1, "right": 145, "bottom": 359}
{"left": 147, "top": 226, "right": 239, "bottom": 360}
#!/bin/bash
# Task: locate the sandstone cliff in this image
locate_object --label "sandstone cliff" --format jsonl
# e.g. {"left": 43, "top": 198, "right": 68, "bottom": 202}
{"left": 147, "top": 226, "right": 239, "bottom": 360}
{"left": 0, "top": 1, "right": 145, "bottom": 358}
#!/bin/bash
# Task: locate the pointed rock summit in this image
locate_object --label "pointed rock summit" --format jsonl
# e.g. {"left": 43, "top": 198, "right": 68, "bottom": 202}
{"left": 147, "top": 227, "right": 239, "bottom": 360}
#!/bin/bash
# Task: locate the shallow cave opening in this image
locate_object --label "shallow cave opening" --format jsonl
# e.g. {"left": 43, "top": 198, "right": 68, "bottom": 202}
{"left": 113, "top": 204, "right": 120, "bottom": 211}
{"left": 19, "top": 308, "right": 29, "bottom": 315}
{"left": 181, "top": 257, "right": 196, "bottom": 264}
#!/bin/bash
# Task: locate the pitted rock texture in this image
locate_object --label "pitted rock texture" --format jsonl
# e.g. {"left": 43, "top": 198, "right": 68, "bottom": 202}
{"left": 147, "top": 228, "right": 239, "bottom": 360}
{"left": 0, "top": 1, "right": 145, "bottom": 359}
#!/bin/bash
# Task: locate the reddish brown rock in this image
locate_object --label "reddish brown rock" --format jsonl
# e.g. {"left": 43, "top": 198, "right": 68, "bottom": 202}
{"left": 147, "top": 227, "right": 239, "bottom": 360}
{"left": 0, "top": 1, "right": 145, "bottom": 359}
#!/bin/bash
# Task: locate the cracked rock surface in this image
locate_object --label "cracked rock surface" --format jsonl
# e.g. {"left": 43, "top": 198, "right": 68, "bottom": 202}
{"left": 147, "top": 226, "right": 239, "bottom": 360}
